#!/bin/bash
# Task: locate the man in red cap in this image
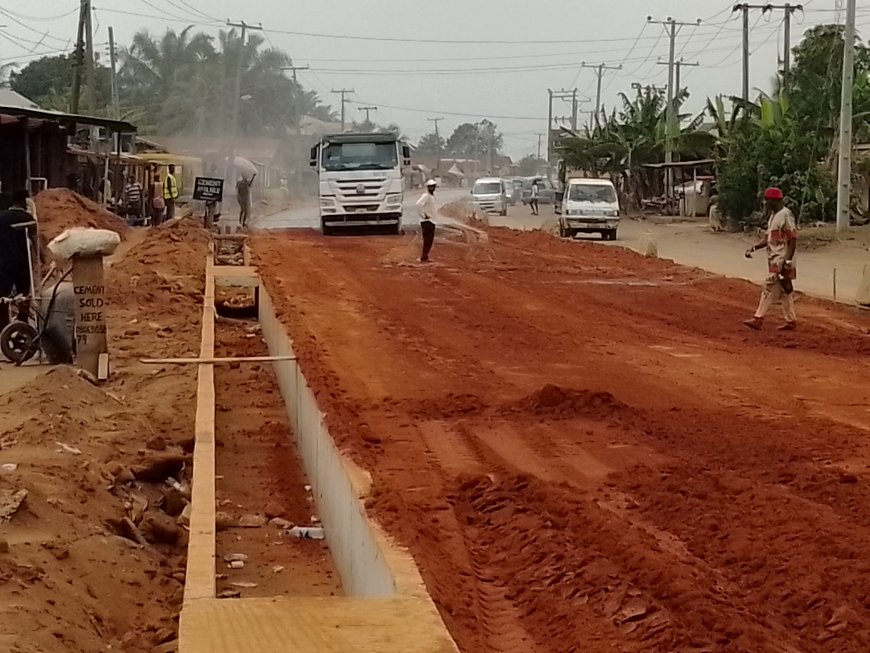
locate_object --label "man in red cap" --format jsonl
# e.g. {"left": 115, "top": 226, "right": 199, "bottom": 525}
{"left": 743, "top": 187, "right": 798, "bottom": 330}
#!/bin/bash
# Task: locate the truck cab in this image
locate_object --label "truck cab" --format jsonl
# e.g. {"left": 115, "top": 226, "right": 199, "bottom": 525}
{"left": 309, "top": 133, "right": 412, "bottom": 235}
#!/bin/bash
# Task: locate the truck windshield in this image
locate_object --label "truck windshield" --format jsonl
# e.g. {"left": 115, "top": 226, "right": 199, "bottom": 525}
{"left": 568, "top": 184, "right": 617, "bottom": 203}
{"left": 321, "top": 142, "right": 398, "bottom": 171}
{"left": 473, "top": 182, "right": 502, "bottom": 194}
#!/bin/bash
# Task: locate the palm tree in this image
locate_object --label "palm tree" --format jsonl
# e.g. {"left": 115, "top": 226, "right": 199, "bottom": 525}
{"left": 118, "top": 27, "right": 215, "bottom": 133}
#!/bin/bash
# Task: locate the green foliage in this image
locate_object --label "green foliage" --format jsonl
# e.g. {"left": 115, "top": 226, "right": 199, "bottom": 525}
{"left": 416, "top": 132, "right": 446, "bottom": 155}
{"left": 10, "top": 54, "right": 111, "bottom": 112}
{"left": 445, "top": 120, "right": 503, "bottom": 158}
{"left": 117, "top": 27, "right": 335, "bottom": 136}
{"left": 714, "top": 24, "right": 869, "bottom": 224}
{"left": 558, "top": 86, "right": 710, "bottom": 208}
{"left": 517, "top": 154, "right": 545, "bottom": 176}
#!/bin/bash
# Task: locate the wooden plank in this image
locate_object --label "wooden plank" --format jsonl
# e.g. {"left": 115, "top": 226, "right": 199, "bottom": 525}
{"left": 184, "top": 255, "right": 217, "bottom": 604}
{"left": 141, "top": 355, "right": 295, "bottom": 365}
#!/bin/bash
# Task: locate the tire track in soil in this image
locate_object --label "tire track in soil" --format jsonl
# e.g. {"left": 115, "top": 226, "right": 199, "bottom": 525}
{"left": 252, "top": 230, "right": 870, "bottom": 652}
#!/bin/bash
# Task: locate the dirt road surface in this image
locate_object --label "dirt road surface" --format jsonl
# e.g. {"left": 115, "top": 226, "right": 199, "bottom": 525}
{"left": 253, "top": 225, "right": 870, "bottom": 652}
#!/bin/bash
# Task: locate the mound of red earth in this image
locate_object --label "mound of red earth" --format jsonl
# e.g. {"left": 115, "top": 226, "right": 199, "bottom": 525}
{"left": 505, "top": 384, "right": 626, "bottom": 418}
{"left": 35, "top": 188, "right": 127, "bottom": 244}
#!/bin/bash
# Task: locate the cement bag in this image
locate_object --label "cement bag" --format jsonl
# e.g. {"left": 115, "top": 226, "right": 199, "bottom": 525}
{"left": 48, "top": 228, "right": 120, "bottom": 262}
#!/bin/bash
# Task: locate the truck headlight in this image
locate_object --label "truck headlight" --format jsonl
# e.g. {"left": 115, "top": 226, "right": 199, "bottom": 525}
{"left": 385, "top": 194, "right": 402, "bottom": 206}
{"left": 606, "top": 209, "right": 619, "bottom": 217}
{"left": 320, "top": 197, "right": 335, "bottom": 207}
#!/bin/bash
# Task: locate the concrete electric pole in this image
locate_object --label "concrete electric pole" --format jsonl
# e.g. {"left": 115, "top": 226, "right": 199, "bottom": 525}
{"left": 83, "top": 0, "right": 95, "bottom": 115}
{"left": 332, "top": 88, "right": 355, "bottom": 131}
{"left": 580, "top": 62, "right": 623, "bottom": 127}
{"left": 358, "top": 105, "right": 378, "bottom": 124}
{"left": 108, "top": 27, "right": 119, "bottom": 119}
{"left": 71, "top": 1, "right": 86, "bottom": 113}
{"left": 836, "top": 0, "right": 857, "bottom": 232}
{"left": 281, "top": 64, "right": 309, "bottom": 83}
{"left": 733, "top": 4, "right": 802, "bottom": 98}
{"left": 226, "top": 20, "right": 263, "bottom": 181}
{"left": 657, "top": 59, "right": 700, "bottom": 98}
{"left": 427, "top": 116, "right": 444, "bottom": 161}
{"left": 648, "top": 16, "right": 701, "bottom": 197}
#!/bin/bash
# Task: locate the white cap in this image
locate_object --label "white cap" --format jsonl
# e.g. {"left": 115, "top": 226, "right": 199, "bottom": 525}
{"left": 426, "top": 179, "right": 437, "bottom": 187}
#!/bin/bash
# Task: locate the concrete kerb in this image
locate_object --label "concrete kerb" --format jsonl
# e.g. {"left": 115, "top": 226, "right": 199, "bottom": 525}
{"left": 179, "top": 259, "right": 457, "bottom": 651}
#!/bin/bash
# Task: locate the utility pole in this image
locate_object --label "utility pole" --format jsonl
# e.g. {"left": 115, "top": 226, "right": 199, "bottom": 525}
{"left": 648, "top": 16, "right": 701, "bottom": 198}
{"left": 225, "top": 20, "right": 263, "bottom": 182}
{"left": 548, "top": 88, "right": 577, "bottom": 164}
{"left": 632, "top": 82, "right": 667, "bottom": 95}
{"left": 332, "top": 88, "right": 355, "bottom": 131}
{"left": 657, "top": 59, "right": 700, "bottom": 98}
{"left": 836, "top": 0, "right": 856, "bottom": 232}
{"left": 108, "top": 27, "right": 119, "bottom": 119}
{"left": 71, "top": 1, "right": 86, "bottom": 114}
{"left": 427, "top": 116, "right": 444, "bottom": 161}
{"left": 358, "top": 105, "right": 378, "bottom": 124}
{"left": 781, "top": 4, "right": 803, "bottom": 75}
{"left": 536, "top": 133, "right": 543, "bottom": 160}
{"left": 734, "top": 4, "right": 751, "bottom": 102}
{"left": 580, "top": 62, "right": 623, "bottom": 127}
{"left": 83, "top": 0, "right": 95, "bottom": 115}
{"left": 281, "top": 64, "right": 309, "bottom": 83}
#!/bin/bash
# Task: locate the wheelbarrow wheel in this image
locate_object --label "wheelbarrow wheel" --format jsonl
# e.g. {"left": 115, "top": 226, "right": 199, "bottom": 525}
{"left": 0, "top": 321, "right": 39, "bottom": 364}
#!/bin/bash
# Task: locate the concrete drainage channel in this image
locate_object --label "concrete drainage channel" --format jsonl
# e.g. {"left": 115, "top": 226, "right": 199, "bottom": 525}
{"left": 178, "top": 257, "right": 458, "bottom": 652}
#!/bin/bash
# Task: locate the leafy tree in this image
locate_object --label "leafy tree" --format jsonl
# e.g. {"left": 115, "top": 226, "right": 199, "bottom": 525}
{"left": 416, "top": 131, "right": 445, "bottom": 155}
{"left": 559, "top": 87, "right": 711, "bottom": 208}
{"left": 517, "top": 154, "right": 545, "bottom": 176}
{"left": 445, "top": 120, "right": 503, "bottom": 158}
{"left": 10, "top": 54, "right": 111, "bottom": 112}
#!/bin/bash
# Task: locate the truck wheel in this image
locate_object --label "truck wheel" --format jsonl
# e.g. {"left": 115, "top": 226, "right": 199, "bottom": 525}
{"left": 604, "top": 229, "right": 617, "bottom": 241}
{"left": 321, "top": 223, "right": 333, "bottom": 236}
{"left": 500, "top": 208, "right": 508, "bottom": 217}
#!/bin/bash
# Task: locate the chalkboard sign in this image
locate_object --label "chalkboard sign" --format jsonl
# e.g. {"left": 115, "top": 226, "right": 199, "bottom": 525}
{"left": 193, "top": 177, "right": 224, "bottom": 201}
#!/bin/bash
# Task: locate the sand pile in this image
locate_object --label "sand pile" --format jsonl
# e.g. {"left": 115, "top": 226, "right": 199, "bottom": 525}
{"left": 0, "top": 366, "right": 192, "bottom": 653}
{"left": 109, "top": 218, "right": 208, "bottom": 317}
{"left": 35, "top": 188, "right": 127, "bottom": 244}
{"left": 503, "top": 384, "right": 626, "bottom": 418}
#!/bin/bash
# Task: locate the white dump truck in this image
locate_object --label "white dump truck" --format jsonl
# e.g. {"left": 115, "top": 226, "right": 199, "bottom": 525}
{"left": 309, "top": 132, "right": 411, "bottom": 235}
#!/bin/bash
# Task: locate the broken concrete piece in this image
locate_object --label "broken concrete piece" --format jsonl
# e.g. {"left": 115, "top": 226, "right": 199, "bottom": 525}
{"left": 0, "top": 489, "right": 28, "bottom": 523}
{"left": 218, "top": 589, "right": 241, "bottom": 599}
{"left": 238, "top": 513, "right": 268, "bottom": 528}
{"left": 227, "top": 560, "right": 245, "bottom": 570}
{"left": 55, "top": 442, "right": 82, "bottom": 455}
{"left": 268, "top": 517, "right": 293, "bottom": 529}
{"left": 223, "top": 553, "right": 249, "bottom": 563}
{"left": 229, "top": 581, "right": 258, "bottom": 589}
{"left": 215, "top": 511, "right": 236, "bottom": 531}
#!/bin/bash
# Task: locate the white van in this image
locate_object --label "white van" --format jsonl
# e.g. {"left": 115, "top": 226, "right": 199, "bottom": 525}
{"left": 558, "top": 178, "right": 620, "bottom": 240}
{"left": 471, "top": 178, "right": 508, "bottom": 216}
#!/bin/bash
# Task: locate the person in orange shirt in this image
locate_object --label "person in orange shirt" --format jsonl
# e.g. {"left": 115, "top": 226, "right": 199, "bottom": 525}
{"left": 743, "top": 187, "right": 798, "bottom": 331}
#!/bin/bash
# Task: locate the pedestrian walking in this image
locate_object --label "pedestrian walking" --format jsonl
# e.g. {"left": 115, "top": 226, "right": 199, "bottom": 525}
{"left": 743, "top": 187, "right": 798, "bottom": 331}
{"left": 417, "top": 179, "right": 438, "bottom": 262}
{"left": 236, "top": 173, "right": 256, "bottom": 227}
{"left": 530, "top": 179, "right": 540, "bottom": 216}
{"left": 0, "top": 190, "right": 37, "bottom": 327}
{"left": 163, "top": 164, "right": 179, "bottom": 220}
{"left": 151, "top": 173, "right": 166, "bottom": 225}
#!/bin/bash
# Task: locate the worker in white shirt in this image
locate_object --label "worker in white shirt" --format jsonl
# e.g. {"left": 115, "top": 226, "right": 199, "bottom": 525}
{"left": 416, "top": 179, "right": 437, "bottom": 262}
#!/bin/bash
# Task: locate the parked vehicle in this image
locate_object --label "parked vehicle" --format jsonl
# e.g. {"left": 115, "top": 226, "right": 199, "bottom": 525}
{"left": 471, "top": 178, "right": 508, "bottom": 216}
{"left": 557, "top": 178, "right": 621, "bottom": 240}
{"left": 675, "top": 177, "right": 715, "bottom": 217}
{"left": 502, "top": 178, "right": 519, "bottom": 206}
{"left": 521, "top": 177, "right": 556, "bottom": 205}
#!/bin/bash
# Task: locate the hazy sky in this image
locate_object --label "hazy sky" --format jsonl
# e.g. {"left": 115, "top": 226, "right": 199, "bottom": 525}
{"left": 1, "top": 0, "right": 866, "bottom": 158}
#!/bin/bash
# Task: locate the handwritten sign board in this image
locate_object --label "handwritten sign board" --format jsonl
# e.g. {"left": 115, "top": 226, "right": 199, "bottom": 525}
{"left": 193, "top": 177, "right": 224, "bottom": 202}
